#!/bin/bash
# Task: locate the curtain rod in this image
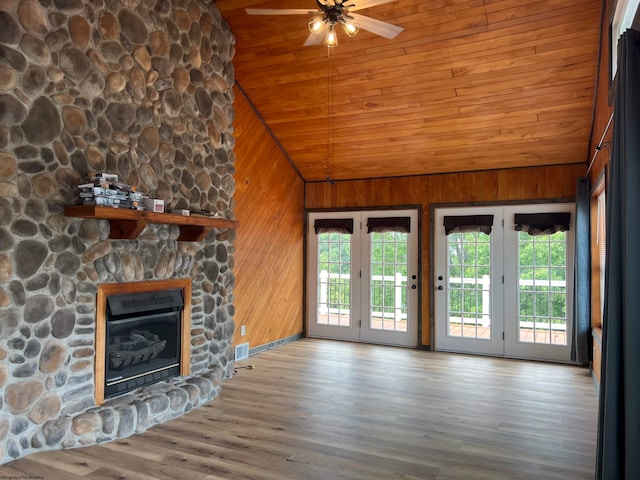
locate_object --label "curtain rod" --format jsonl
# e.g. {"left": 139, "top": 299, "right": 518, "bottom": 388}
{"left": 586, "top": 113, "right": 614, "bottom": 176}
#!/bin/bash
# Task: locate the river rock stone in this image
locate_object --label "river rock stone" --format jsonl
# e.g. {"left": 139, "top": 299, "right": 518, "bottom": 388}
{"left": 119, "top": 10, "right": 148, "bottom": 44}
{"left": 0, "top": 152, "right": 16, "bottom": 178}
{"left": 80, "top": 71, "right": 105, "bottom": 98}
{"left": 62, "top": 106, "right": 87, "bottom": 135}
{"left": 59, "top": 47, "right": 92, "bottom": 82}
{"left": 22, "top": 65, "right": 46, "bottom": 96}
{"left": 71, "top": 412, "right": 100, "bottom": 435}
{"left": 130, "top": 67, "right": 146, "bottom": 99}
{"left": 52, "top": 0, "right": 83, "bottom": 11}
{"left": 101, "top": 41, "right": 124, "bottom": 63}
{"left": 23, "top": 97, "right": 61, "bottom": 145}
{"left": 43, "top": 416, "right": 71, "bottom": 446}
{"left": 29, "top": 393, "right": 61, "bottom": 424}
{"left": 25, "top": 273, "right": 49, "bottom": 293}
{"left": 20, "top": 34, "right": 51, "bottom": 66}
{"left": 0, "top": 254, "right": 11, "bottom": 282}
{"left": 39, "top": 340, "right": 66, "bottom": 373}
{"left": 11, "top": 219, "right": 38, "bottom": 237}
{"left": 116, "top": 405, "right": 135, "bottom": 437}
{"left": 99, "top": 11, "right": 119, "bottom": 40}
{"left": 5, "top": 381, "right": 43, "bottom": 414}
{"left": 0, "top": 65, "right": 17, "bottom": 92}
{"left": 139, "top": 126, "right": 159, "bottom": 155}
{"left": 31, "top": 172, "right": 57, "bottom": 197}
{"left": 0, "top": 11, "right": 20, "bottom": 45}
{"left": 149, "top": 30, "right": 169, "bottom": 56}
{"left": 0, "top": 94, "right": 27, "bottom": 125}
{"left": 69, "top": 15, "right": 91, "bottom": 48}
{"left": 133, "top": 45, "right": 151, "bottom": 71}
{"left": 18, "top": 0, "right": 48, "bottom": 36}
{"left": 105, "top": 103, "right": 136, "bottom": 132}
{"left": 0, "top": 45, "right": 26, "bottom": 72}
{"left": 51, "top": 309, "right": 75, "bottom": 339}
{"left": 105, "top": 72, "right": 126, "bottom": 93}
{"left": 171, "top": 67, "right": 189, "bottom": 94}
{"left": 15, "top": 240, "right": 48, "bottom": 279}
{"left": 174, "top": 10, "right": 190, "bottom": 31}
{"left": 82, "top": 240, "right": 111, "bottom": 263}
{"left": 24, "top": 294, "right": 54, "bottom": 323}
{"left": 161, "top": 89, "right": 181, "bottom": 117}
{"left": 85, "top": 145, "right": 105, "bottom": 171}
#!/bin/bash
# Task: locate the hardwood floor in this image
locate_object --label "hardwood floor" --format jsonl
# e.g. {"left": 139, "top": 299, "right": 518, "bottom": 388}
{"left": 3, "top": 339, "right": 598, "bottom": 480}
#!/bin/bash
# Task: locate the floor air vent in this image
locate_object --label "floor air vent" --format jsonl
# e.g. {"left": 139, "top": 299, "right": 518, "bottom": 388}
{"left": 235, "top": 342, "right": 249, "bottom": 361}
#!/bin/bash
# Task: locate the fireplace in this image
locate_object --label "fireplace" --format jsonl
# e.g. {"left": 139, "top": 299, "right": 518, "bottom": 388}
{"left": 95, "top": 279, "right": 192, "bottom": 404}
{"left": 104, "top": 289, "right": 184, "bottom": 398}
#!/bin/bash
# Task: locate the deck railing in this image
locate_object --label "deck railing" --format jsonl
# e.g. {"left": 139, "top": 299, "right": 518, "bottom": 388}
{"left": 318, "top": 270, "right": 407, "bottom": 320}
{"left": 318, "top": 272, "right": 566, "bottom": 330}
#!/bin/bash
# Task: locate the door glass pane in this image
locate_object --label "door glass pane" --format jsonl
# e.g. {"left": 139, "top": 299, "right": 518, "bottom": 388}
{"left": 317, "top": 232, "right": 351, "bottom": 327}
{"left": 517, "top": 231, "right": 567, "bottom": 345}
{"left": 447, "top": 232, "right": 491, "bottom": 339}
{"left": 370, "top": 231, "right": 408, "bottom": 332}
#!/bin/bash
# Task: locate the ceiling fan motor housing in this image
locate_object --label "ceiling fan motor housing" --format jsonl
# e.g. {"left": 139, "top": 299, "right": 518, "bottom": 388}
{"left": 317, "top": 0, "right": 346, "bottom": 24}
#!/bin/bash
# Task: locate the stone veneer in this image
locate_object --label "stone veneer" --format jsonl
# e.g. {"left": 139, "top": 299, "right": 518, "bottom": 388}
{"left": 0, "top": 0, "right": 238, "bottom": 464}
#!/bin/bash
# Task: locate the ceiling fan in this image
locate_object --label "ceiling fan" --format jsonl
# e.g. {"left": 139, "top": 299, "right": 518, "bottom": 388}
{"left": 245, "top": 0, "right": 404, "bottom": 48}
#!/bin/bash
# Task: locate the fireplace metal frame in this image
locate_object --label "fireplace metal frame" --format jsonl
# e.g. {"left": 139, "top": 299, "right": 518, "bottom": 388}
{"left": 95, "top": 279, "right": 192, "bottom": 404}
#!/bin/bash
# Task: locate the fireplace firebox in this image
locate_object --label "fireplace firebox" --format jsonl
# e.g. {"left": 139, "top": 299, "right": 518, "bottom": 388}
{"left": 104, "top": 289, "right": 184, "bottom": 398}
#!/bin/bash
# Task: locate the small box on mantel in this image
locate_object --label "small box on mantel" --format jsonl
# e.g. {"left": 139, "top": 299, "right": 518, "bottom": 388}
{"left": 142, "top": 198, "right": 164, "bottom": 213}
{"left": 171, "top": 209, "right": 190, "bottom": 216}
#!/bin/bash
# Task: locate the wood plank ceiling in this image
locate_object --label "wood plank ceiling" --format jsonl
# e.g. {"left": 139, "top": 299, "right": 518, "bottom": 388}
{"left": 216, "top": 0, "right": 602, "bottom": 182}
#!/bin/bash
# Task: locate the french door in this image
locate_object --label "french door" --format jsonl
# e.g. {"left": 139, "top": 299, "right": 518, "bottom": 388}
{"left": 434, "top": 204, "right": 575, "bottom": 362}
{"left": 307, "top": 209, "right": 419, "bottom": 347}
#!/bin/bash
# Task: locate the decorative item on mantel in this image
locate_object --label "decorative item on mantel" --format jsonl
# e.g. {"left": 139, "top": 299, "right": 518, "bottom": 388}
{"left": 77, "top": 172, "right": 144, "bottom": 210}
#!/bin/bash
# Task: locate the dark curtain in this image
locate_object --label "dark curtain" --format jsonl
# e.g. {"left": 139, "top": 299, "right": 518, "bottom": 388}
{"left": 443, "top": 215, "right": 493, "bottom": 235}
{"left": 596, "top": 28, "right": 640, "bottom": 480}
{"left": 314, "top": 218, "right": 353, "bottom": 234}
{"left": 366, "top": 217, "right": 410, "bottom": 233}
{"left": 571, "top": 177, "right": 591, "bottom": 365}
{"left": 514, "top": 212, "right": 571, "bottom": 235}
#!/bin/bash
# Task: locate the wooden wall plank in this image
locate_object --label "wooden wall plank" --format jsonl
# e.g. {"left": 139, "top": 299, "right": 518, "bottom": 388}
{"left": 232, "top": 86, "right": 305, "bottom": 350}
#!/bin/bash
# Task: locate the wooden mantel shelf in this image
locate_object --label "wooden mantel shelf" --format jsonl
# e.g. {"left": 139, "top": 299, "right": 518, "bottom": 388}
{"left": 64, "top": 205, "right": 238, "bottom": 242}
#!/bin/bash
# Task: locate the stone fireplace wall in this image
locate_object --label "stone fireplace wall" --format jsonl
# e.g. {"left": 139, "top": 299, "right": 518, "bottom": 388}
{"left": 0, "top": 0, "right": 237, "bottom": 463}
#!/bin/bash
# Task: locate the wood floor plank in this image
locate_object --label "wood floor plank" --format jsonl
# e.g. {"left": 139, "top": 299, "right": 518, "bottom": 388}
{"left": 2, "top": 339, "right": 597, "bottom": 479}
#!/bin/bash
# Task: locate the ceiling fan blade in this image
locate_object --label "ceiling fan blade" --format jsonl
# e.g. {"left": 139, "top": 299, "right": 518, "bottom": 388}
{"left": 303, "top": 31, "right": 325, "bottom": 46}
{"left": 348, "top": 13, "right": 403, "bottom": 39}
{"left": 344, "top": 0, "right": 395, "bottom": 12}
{"left": 245, "top": 8, "right": 319, "bottom": 15}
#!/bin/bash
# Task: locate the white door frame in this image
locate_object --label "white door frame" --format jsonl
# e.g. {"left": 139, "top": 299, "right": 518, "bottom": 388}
{"left": 307, "top": 209, "right": 420, "bottom": 347}
{"left": 503, "top": 203, "right": 575, "bottom": 362}
{"left": 434, "top": 203, "right": 575, "bottom": 362}
{"left": 434, "top": 206, "right": 505, "bottom": 355}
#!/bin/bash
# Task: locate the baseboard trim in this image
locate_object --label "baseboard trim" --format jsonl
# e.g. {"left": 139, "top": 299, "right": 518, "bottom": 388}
{"left": 249, "top": 333, "right": 304, "bottom": 356}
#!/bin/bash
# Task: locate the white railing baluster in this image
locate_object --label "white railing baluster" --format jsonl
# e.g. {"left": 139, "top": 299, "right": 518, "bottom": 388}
{"left": 395, "top": 272, "right": 403, "bottom": 323}
{"left": 319, "top": 270, "right": 328, "bottom": 314}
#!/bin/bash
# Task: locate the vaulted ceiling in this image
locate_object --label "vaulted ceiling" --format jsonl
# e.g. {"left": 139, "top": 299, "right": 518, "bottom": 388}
{"left": 216, "top": 0, "right": 602, "bottom": 182}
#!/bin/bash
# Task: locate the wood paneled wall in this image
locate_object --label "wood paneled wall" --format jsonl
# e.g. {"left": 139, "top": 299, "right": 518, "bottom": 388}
{"left": 232, "top": 87, "right": 305, "bottom": 350}
{"left": 306, "top": 164, "right": 586, "bottom": 347}
{"left": 588, "top": 0, "right": 620, "bottom": 388}
{"left": 588, "top": 0, "right": 614, "bottom": 185}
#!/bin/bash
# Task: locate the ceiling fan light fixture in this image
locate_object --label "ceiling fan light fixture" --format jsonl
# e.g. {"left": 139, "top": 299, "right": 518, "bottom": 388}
{"left": 323, "top": 24, "right": 338, "bottom": 47}
{"left": 341, "top": 18, "right": 359, "bottom": 37}
{"left": 308, "top": 17, "right": 325, "bottom": 35}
